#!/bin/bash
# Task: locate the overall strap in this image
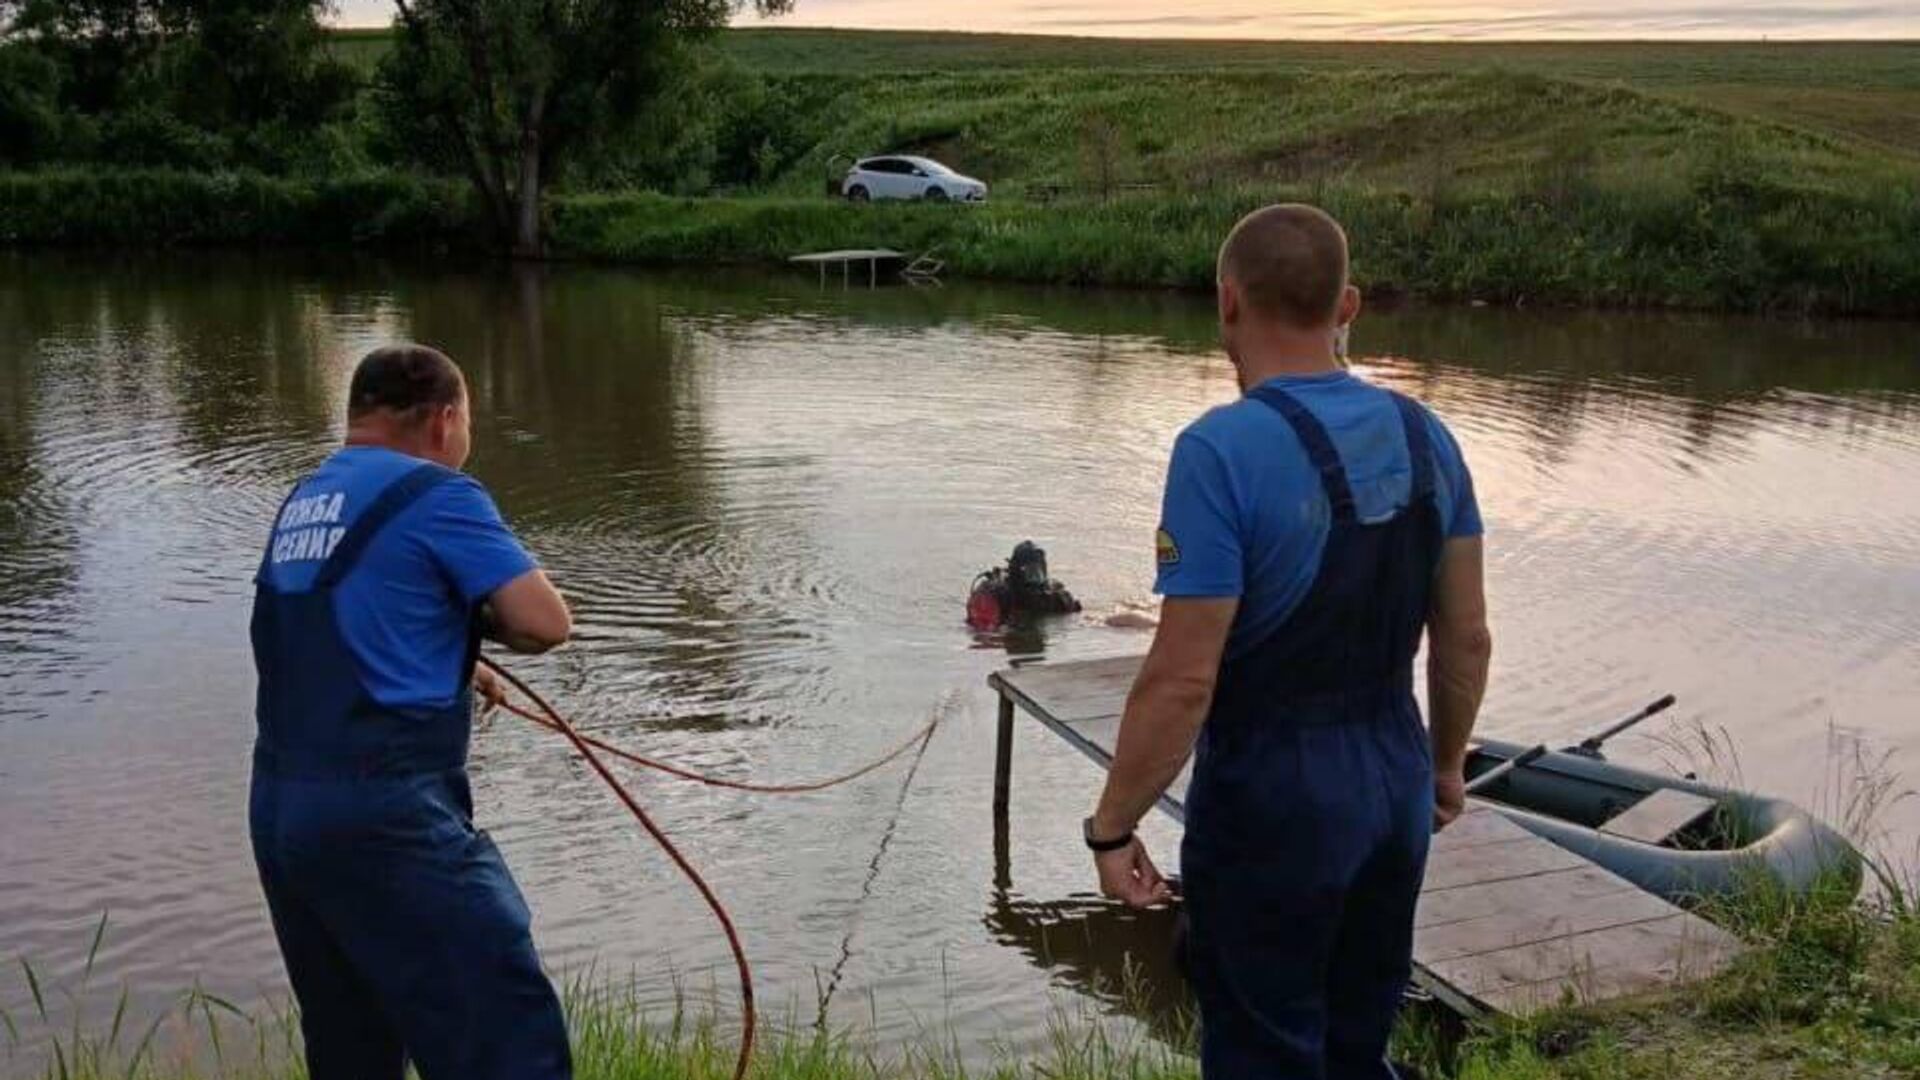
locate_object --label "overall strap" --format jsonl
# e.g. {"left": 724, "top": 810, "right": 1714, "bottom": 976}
{"left": 314, "top": 463, "right": 460, "bottom": 588}
{"left": 1248, "top": 385, "right": 1358, "bottom": 523}
{"left": 1389, "top": 392, "right": 1436, "bottom": 502}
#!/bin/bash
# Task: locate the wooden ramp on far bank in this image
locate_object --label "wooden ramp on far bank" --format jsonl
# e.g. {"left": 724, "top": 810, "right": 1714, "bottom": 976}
{"left": 987, "top": 655, "right": 1744, "bottom": 1018}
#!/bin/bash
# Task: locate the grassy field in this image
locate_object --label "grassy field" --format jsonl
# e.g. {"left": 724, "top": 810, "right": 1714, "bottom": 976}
{"left": 10, "top": 872, "right": 1920, "bottom": 1079}
{"left": 310, "top": 27, "right": 1920, "bottom": 314}
{"left": 718, "top": 30, "right": 1920, "bottom": 162}
{"left": 326, "top": 29, "right": 1920, "bottom": 161}
{"left": 0, "top": 28, "right": 1871, "bottom": 311}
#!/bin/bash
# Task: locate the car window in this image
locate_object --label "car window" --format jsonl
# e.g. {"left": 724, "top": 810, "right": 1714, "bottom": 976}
{"left": 867, "top": 159, "right": 907, "bottom": 175}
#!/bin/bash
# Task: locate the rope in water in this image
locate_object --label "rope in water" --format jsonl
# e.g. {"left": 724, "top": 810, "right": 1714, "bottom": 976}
{"left": 477, "top": 656, "right": 948, "bottom": 1080}
{"left": 489, "top": 695, "right": 943, "bottom": 794}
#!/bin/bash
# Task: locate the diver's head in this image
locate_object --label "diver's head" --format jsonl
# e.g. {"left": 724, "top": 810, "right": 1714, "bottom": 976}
{"left": 1009, "top": 541, "right": 1050, "bottom": 592}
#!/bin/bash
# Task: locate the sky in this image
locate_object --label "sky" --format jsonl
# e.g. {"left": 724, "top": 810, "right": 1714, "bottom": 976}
{"left": 331, "top": 1, "right": 1920, "bottom": 39}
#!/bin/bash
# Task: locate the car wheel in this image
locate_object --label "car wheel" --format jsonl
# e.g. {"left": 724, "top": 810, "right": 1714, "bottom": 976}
{"left": 847, "top": 185, "right": 870, "bottom": 202}
{"left": 924, "top": 187, "right": 948, "bottom": 202}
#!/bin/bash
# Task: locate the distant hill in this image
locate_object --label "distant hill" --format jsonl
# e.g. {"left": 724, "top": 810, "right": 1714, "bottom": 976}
{"left": 327, "top": 28, "right": 1919, "bottom": 207}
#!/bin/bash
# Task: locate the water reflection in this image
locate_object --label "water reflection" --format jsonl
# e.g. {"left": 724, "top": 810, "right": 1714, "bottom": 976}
{"left": 0, "top": 252, "right": 1916, "bottom": 1073}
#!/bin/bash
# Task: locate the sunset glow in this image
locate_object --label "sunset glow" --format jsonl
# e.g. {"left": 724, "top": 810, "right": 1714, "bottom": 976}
{"left": 330, "top": 1, "right": 1920, "bottom": 39}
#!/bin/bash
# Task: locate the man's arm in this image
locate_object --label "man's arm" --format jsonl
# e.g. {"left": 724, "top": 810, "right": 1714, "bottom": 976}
{"left": 484, "top": 568, "right": 573, "bottom": 654}
{"left": 1427, "top": 536, "right": 1491, "bottom": 829}
{"left": 422, "top": 477, "right": 573, "bottom": 656}
{"left": 1090, "top": 596, "right": 1238, "bottom": 907}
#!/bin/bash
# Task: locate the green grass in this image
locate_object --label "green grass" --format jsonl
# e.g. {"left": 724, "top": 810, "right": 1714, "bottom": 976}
{"left": 547, "top": 171, "right": 1920, "bottom": 316}
{"left": 294, "top": 27, "right": 1920, "bottom": 315}
{"left": 11, "top": 873, "right": 1920, "bottom": 1080}
{"left": 717, "top": 30, "right": 1920, "bottom": 162}
{"left": 331, "top": 28, "right": 1920, "bottom": 162}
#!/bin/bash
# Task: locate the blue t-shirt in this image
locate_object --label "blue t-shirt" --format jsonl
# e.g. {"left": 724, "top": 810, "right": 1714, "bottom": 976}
{"left": 1154, "top": 371, "right": 1482, "bottom": 660}
{"left": 260, "top": 447, "right": 537, "bottom": 709}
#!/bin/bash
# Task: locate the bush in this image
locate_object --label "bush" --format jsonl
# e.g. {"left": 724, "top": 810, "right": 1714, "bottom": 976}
{"left": 97, "top": 105, "right": 234, "bottom": 170}
{"left": 0, "top": 45, "right": 65, "bottom": 165}
{"left": 0, "top": 169, "right": 480, "bottom": 246}
{"left": 544, "top": 180, "right": 1920, "bottom": 316}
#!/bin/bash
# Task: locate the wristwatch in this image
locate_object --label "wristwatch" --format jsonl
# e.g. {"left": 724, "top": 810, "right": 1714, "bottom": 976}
{"left": 1083, "top": 816, "right": 1134, "bottom": 853}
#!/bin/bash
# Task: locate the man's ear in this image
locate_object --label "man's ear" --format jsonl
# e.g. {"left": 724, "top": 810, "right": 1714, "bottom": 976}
{"left": 430, "top": 403, "right": 458, "bottom": 451}
{"left": 1337, "top": 284, "right": 1362, "bottom": 327}
{"left": 1218, "top": 279, "right": 1240, "bottom": 329}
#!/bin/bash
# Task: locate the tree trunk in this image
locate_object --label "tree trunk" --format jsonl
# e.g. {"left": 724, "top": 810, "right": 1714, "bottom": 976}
{"left": 511, "top": 94, "right": 546, "bottom": 259}
{"left": 512, "top": 148, "right": 542, "bottom": 259}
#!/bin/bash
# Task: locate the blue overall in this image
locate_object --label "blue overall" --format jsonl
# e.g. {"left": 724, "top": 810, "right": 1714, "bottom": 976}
{"left": 1180, "top": 387, "right": 1444, "bottom": 1079}
{"left": 249, "top": 464, "right": 571, "bottom": 1080}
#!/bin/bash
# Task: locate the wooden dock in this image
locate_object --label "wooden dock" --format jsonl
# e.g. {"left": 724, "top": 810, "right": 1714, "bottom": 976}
{"left": 789, "top": 248, "right": 907, "bottom": 287}
{"left": 988, "top": 655, "right": 1744, "bottom": 1018}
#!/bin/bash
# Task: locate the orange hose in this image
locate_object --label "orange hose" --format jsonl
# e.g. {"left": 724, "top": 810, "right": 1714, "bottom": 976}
{"left": 478, "top": 658, "right": 947, "bottom": 1080}
{"left": 478, "top": 656, "right": 758, "bottom": 1080}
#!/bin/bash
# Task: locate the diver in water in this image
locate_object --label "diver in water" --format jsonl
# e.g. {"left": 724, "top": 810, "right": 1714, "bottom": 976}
{"left": 968, "top": 541, "right": 1082, "bottom": 628}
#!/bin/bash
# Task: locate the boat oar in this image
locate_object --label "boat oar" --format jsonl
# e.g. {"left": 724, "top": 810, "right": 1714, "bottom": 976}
{"left": 1573, "top": 694, "right": 1678, "bottom": 756}
{"left": 1464, "top": 694, "right": 1678, "bottom": 798}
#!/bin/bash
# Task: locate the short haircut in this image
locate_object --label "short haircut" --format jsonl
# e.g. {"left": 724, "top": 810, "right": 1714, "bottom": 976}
{"left": 347, "top": 345, "right": 465, "bottom": 421}
{"left": 1216, "top": 204, "right": 1350, "bottom": 329}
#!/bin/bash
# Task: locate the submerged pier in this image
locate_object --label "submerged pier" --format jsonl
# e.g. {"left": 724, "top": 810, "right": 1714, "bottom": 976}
{"left": 789, "top": 248, "right": 907, "bottom": 287}
{"left": 988, "top": 655, "right": 1744, "bottom": 1018}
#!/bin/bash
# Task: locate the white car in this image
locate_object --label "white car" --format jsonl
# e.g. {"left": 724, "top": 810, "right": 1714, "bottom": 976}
{"left": 842, "top": 156, "right": 988, "bottom": 203}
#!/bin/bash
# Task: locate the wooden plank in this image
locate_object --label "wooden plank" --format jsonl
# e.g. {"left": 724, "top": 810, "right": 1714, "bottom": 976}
{"left": 1601, "top": 788, "right": 1718, "bottom": 845}
{"left": 1416, "top": 865, "right": 1644, "bottom": 930}
{"left": 1431, "top": 806, "right": 1545, "bottom": 854}
{"left": 990, "top": 674, "right": 1187, "bottom": 822}
{"left": 987, "top": 655, "right": 1748, "bottom": 1022}
{"left": 1430, "top": 913, "right": 1742, "bottom": 999}
{"left": 1479, "top": 928, "right": 1745, "bottom": 1014}
{"left": 1421, "top": 836, "right": 1589, "bottom": 891}
{"left": 1035, "top": 699, "right": 1125, "bottom": 723}
{"left": 997, "top": 655, "right": 1141, "bottom": 696}
{"left": 1062, "top": 715, "right": 1120, "bottom": 757}
{"left": 1416, "top": 888, "right": 1681, "bottom": 962}
{"left": 788, "top": 248, "right": 905, "bottom": 263}
{"left": 997, "top": 661, "right": 1142, "bottom": 719}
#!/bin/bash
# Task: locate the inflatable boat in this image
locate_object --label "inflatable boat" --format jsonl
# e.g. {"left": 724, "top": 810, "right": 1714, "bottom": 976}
{"left": 1466, "top": 736, "right": 1861, "bottom": 905}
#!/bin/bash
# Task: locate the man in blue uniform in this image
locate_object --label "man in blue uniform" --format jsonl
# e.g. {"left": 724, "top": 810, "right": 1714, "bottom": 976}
{"left": 1086, "top": 205, "right": 1493, "bottom": 1078}
{"left": 250, "top": 344, "right": 575, "bottom": 1079}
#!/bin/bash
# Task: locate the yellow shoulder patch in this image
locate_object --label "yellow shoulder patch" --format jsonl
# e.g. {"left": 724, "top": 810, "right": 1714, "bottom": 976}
{"left": 1155, "top": 528, "right": 1181, "bottom": 566}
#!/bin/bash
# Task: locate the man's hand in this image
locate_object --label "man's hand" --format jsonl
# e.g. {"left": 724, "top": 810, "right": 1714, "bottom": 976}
{"left": 1095, "top": 837, "right": 1173, "bottom": 908}
{"left": 1434, "top": 767, "right": 1467, "bottom": 832}
{"left": 473, "top": 665, "right": 508, "bottom": 716}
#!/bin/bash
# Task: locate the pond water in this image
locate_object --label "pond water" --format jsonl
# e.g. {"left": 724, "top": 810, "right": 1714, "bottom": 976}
{"left": 2, "top": 252, "right": 1917, "bottom": 1069}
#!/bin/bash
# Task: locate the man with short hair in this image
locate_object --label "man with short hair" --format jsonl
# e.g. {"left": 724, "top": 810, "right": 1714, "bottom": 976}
{"left": 1085, "top": 205, "right": 1492, "bottom": 1078}
{"left": 250, "top": 344, "right": 575, "bottom": 1079}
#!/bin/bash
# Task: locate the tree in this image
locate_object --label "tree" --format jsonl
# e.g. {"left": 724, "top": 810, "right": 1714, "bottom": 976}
{"left": 381, "top": 0, "right": 790, "bottom": 258}
{"left": 2, "top": 0, "right": 350, "bottom": 168}
{"left": 0, "top": 43, "right": 64, "bottom": 163}
{"left": 4, "top": 0, "right": 163, "bottom": 113}
{"left": 167, "top": 0, "right": 356, "bottom": 139}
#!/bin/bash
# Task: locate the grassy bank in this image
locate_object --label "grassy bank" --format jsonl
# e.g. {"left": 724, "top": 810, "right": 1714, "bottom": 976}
{"left": 10, "top": 873, "right": 1920, "bottom": 1079}
{"left": 0, "top": 171, "right": 476, "bottom": 248}
{"left": 7, "top": 164, "right": 1915, "bottom": 314}
{"left": 10, "top": 30, "right": 1917, "bottom": 314}
{"left": 547, "top": 177, "right": 1920, "bottom": 315}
